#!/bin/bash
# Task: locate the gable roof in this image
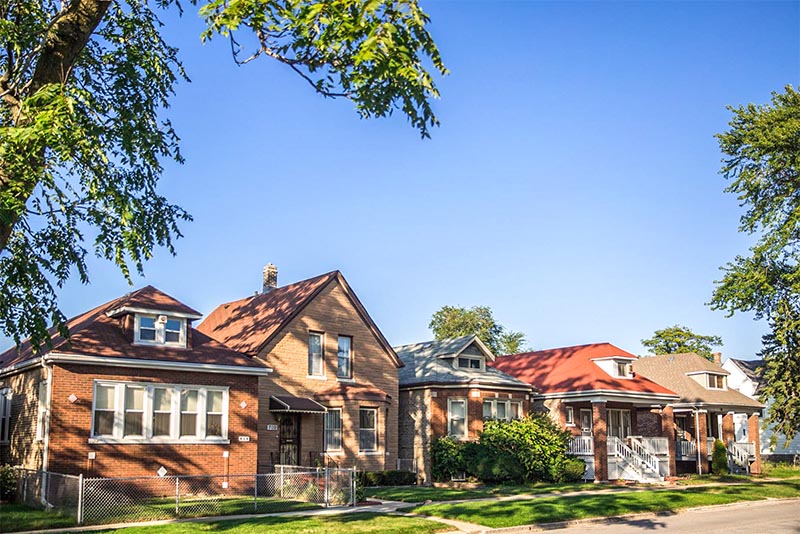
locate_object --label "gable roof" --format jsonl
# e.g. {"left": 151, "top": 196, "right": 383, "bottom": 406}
{"left": 197, "top": 271, "right": 402, "bottom": 367}
{"left": 394, "top": 335, "right": 532, "bottom": 390}
{"left": 491, "top": 342, "right": 677, "bottom": 397}
{"left": 0, "top": 286, "right": 265, "bottom": 372}
{"left": 632, "top": 353, "right": 763, "bottom": 409}
{"left": 728, "top": 358, "right": 765, "bottom": 384}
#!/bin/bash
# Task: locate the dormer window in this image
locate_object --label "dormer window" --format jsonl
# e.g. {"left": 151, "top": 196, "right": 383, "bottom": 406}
{"left": 707, "top": 374, "right": 726, "bottom": 390}
{"left": 135, "top": 314, "right": 187, "bottom": 347}
{"left": 616, "top": 361, "right": 632, "bottom": 378}
{"left": 457, "top": 357, "right": 482, "bottom": 370}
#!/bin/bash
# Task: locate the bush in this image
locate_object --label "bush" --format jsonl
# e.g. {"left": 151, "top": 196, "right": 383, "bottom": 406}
{"left": 358, "top": 470, "right": 417, "bottom": 487}
{"left": 430, "top": 415, "right": 576, "bottom": 484}
{"left": 0, "top": 464, "right": 15, "bottom": 501}
{"left": 712, "top": 439, "right": 728, "bottom": 474}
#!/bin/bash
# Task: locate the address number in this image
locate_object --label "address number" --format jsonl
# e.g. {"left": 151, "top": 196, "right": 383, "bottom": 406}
{"left": 238, "top": 436, "right": 251, "bottom": 442}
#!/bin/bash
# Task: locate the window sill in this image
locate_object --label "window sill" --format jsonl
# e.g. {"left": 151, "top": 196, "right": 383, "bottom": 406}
{"left": 565, "top": 423, "right": 576, "bottom": 427}
{"left": 88, "top": 438, "right": 230, "bottom": 445}
{"left": 358, "top": 451, "right": 382, "bottom": 456}
{"left": 324, "top": 451, "right": 344, "bottom": 456}
{"left": 307, "top": 375, "right": 328, "bottom": 381}
{"left": 336, "top": 378, "right": 355, "bottom": 384}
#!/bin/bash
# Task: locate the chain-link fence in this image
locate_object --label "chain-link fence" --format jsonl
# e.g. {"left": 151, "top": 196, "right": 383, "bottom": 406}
{"left": 13, "top": 468, "right": 81, "bottom": 521}
{"left": 9, "top": 466, "right": 356, "bottom": 526}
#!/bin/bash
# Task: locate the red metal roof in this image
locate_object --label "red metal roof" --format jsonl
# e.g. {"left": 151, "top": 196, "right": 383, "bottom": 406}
{"left": 491, "top": 343, "right": 677, "bottom": 396}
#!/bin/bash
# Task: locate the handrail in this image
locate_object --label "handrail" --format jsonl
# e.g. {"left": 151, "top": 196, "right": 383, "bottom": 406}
{"left": 608, "top": 437, "right": 645, "bottom": 480}
{"left": 628, "top": 437, "right": 662, "bottom": 476}
{"left": 727, "top": 440, "right": 751, "bottom": 474}
{"left": 568, "top": 436, "right": 594, "bottom": 455}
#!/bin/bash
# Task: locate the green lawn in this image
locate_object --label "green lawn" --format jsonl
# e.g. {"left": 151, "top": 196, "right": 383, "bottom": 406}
{"left": 0, "top": 503, "right": 77, "bottom": 533}
{"left": 88, "top": 512, "right": 450, "bottom": 534}
{"left": 365, "top": 481, "right": 597, "bottom": 502}
{"left": 761, "top": 462, "right": 800, "bottom": 479}
{"left": 407, "top": 480, "right": 800, "bottom": 528}
{"left": 675, "top": 474, "right": 752, "bottom": 485}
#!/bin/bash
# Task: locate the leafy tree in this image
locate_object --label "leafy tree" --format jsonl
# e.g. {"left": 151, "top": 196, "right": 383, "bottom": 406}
{"left": 429, "top": 305, "right": 530, "bottom": 355}
{"left": 0, "top": 0, "right": 446, "bottom": 351}
{"left": 709, "top": 85, "right": 800, "bottom": 441}
{"left": 641, "top": 325, "right": 723, "bottom": 361}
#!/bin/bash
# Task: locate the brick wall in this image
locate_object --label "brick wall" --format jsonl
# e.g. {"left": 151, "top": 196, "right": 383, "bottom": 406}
{"left": 257, "top": 281, "right": 400, "bottom": 472}
{"left": 0, "top": 366, "right": 47, "bottom": 469}
{"left": 428, "top": 387, "right": 529, "bottom": 441}
{"left": 47, "top": 364, "right": 258, "bottom": 477}
{"left": 398, "top": 389, "right": 431, "bottom": 484}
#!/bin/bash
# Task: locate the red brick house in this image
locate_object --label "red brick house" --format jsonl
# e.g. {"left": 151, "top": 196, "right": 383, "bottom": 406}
{"left": 0, "top": 286, "right": 269, "bottom": 478}
{"left": 492, "top": 343, "right": 680, "bottom": 482}
{"left": 197, "top": 266, "right": 402, "bottom": 472}
{"left": 394, "top": 335, "right": 533, "bottom": 484}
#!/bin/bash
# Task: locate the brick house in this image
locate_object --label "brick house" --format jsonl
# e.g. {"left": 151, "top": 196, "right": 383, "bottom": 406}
{"left": 394, "top": 335, "right": 533, "bottom": 484}
{"left": 492, "top": 343, "right": 679, "bottom": 482}
{"left": 634, "top": 353, "right": 764, "bottom": 474}
{"left": 0, "top": 286, "right": 268, "bottom": 478}
{"left": 197, "top": 266, "right": 402, "bottom": 472}
{"left": 723, "top": 358, "right": 800, "bottom": 463}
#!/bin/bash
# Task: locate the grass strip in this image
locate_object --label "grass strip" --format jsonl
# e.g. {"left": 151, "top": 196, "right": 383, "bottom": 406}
{"left": 365, "top": 482, "right": 597, "bottom": 502}
{"left": 408, "top": 480, "right": 800, "bottom": 528}
{"left": 0, "top": 503, "right": 77, "bottom": 532}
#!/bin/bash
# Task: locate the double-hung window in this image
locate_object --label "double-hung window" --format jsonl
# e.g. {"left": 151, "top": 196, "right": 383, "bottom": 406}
{"left": 337, "top": 336, "right": 352, "bottom": 379}
{"left": 324, "top": 409, "right": 342, "bottom": 451}
{"left": 35, "top": 381, "right": 48, "bottom": 441}
{"left": 91, "top": 381, "right": 228, "bottom": 442}
{"left": 0, "top": 388, "right": 12, "bottom": 443}
{"left": 565, "top": 406, "right": 575, "bottom": 426}
{"left": 482, "top": 399, "right": 522, "bottom": 421}
{"left": 359, "top": 408, "right": 377, "bottom": 452}
{"left": 308, "top": 333, "right": 324, "bottom": 376}
{"left": 457, "top": 357, "right": 481, "bottom": 370}
{"left": 135, "top": 314, "right": 186, "bottom": 347}
{"left": 448, "top": 399, "right": 467, "bottom": 439}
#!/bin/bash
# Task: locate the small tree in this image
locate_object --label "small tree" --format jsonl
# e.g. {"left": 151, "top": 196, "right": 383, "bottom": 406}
{"left": 429, "top": 305, "right": 530, "bottom": 355}
{"left": 711, "top": 439, "right": 728, "bottom": 475}
{"left": 641, "top": 325, "right": 723, "bottom": 361}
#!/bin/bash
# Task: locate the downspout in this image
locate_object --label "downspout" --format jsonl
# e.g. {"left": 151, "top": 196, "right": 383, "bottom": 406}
{"left": 694, "top": 407, "right": 702, "bottom": 475}
{"left": 40, "top": 357, "right": 53, "bottom": 504}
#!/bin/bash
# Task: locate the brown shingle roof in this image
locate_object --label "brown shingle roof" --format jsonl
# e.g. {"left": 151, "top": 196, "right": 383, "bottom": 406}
{"left": 632, "top": 353, "right": 763, "bottom": 409}
{"left": 197, "top": 271, "right": 402, "bottom": 367}
{"left": 0, "top": 286, "right": 264, "bottom": 371}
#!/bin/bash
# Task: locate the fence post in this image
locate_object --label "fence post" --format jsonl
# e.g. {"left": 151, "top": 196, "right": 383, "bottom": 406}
{"left": 175, "top": 476, "right": 180, "bottom": 517}
{"left": 351, "top": 466, "right": 357, "bottom": 507}
{"left": 324, "top": 468, "right": 329, "bottom": 508}
{"left": 77, "top": 474, "right": 84, "bottom": 525}
{"left": 253, "top": 474, "right": 258, "bottom": 513}
{"left": 279, "top": 465, "right": 284, "bottom": 498}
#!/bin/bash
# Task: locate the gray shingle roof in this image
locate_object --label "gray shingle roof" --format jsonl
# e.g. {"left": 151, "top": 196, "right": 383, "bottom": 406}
{"left": 728, "top": 358, "right": 766, "bottom": 395}
{"left": 394, "top": 335, "right": 532, "bottom": 389}
{"left": 632, "top": 353, "right": 763, "bottom": 409}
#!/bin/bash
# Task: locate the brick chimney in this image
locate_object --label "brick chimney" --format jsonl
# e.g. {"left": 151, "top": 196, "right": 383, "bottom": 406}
{"left": 712, "top": 351, "right": 722, "bottom": 365}
{"left": 262, "top": 263, "right": 278, "bottom": 293}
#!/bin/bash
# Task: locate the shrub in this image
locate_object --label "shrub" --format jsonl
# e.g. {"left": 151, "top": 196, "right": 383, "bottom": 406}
{"left": 561, "top": 456, "right": 587, "bottom": 482}
{"left": 0, "top": 465, "right": 15, "bottom": 501}
{"left": 358, "top": 470, "right": 417, "bottom": 487}
{"left": 431, "top": 436, "right": 467, "bottom": 482}
{"left": 711, "top": 439, "right": 728, "bottom": 474}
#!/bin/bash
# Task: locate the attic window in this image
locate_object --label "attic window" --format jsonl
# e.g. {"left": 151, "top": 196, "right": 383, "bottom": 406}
{"left": 707, "top": 374, "right": 726, "bottom": 390}
{"left": 135, "top": 314, "right": 186, "bottom": 347}
{"left": 616, "top": 361, "right": 630, "bottom": 378}
{"left": 457, "top": 357, "right": 482, "bottom": 370}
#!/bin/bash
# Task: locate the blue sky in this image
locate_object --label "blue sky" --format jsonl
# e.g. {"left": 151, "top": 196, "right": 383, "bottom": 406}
{"left": 23, "top": 1, "right": 800, "bottom": 359}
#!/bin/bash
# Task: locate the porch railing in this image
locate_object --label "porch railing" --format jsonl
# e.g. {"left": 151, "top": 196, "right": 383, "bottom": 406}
{"left": 567, "top": 436, "right": 594, "bottom": 455}
{"left": 637, "top": 436, "right": 669, "bottom": 456}
{"left": 628, "top": 437, "right": 662, "bottom": 476}
{"left": 677, "top": 439, "right": 697, "bottom": 459}
{"left": 707, "top": 437, "right": 717, "bottom": 457}
{"left": 727, "top": 440, "right": 751, "bottom": 474}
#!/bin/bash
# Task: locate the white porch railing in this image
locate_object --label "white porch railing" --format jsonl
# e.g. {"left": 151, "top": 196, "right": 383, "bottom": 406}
{"left": 677, "top": 439, "right": 697, "bottom": 459}
{"left": 734, "top": 442, "right": 756, "bottom": 458}
{"left": 707, "top": 437, "right": 717, "bottom": 457}
{"left": 727, "top": 440, "right": 752, "bottom": 474}
{"left": 637, "top": 436, "right": 669, "bottom": 456}
{"left": 567, "top": 436, "right": 594, "bottom": 455}
{"left": 628, "top": 437, "right": 662, "bottom": 476}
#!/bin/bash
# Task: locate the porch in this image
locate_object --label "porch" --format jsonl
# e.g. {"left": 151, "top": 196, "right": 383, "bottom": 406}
{"left": 673, "top": 408, "right": 761, "bottom": 474}
{"left": 568, "top": 435, "right": 670, "bottom": 482}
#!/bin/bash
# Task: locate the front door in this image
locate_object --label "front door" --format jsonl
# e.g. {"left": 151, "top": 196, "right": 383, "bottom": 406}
{"left": 608, "top": 409, "right": 631, "bottom": 439}
{"left": 279, "top": 415, "right": 300, "bottom": 465}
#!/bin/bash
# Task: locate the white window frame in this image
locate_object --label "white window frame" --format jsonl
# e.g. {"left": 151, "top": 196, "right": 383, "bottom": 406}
{"left": 90, "top": 380, "right": 229, "bottom": 444}
{"left": 134, "top": 314, "right": 187, "bottom": 348}
{"left": 580, "top": 408, "right": 593, "bottom": 433}
{"left": 308, "top": 332, "right": 325, "bottom": 377}
{"left": 482, "top": 399, "right": 522, "bottom": 421}
{"left": 565, "top": 406, "right": 575, "bottom": 426}
{"left": 447, "top": 398, "right": 468, "bottom": 440}
{"left": 359, "top": 408, "right": 378, "bottom": 452}
{"left": 324, "top": 408, "right": 343, "bottom": 452}
{"left": 0, "top": 388, "right": 11, "bottom": 443}
{"left": 456, "top": 357, "right": 483, "bottom": 370}
{"left": 707, "top": 374, "right": 726, "bottom": 390}
{"left": 337, "top": 336, "right": 352, "bottom": 379}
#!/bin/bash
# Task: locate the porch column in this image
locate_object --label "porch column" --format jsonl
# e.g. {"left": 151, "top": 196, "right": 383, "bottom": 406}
{"left": 592, "top": 401, "right": 608, "bottom": 482}
{"left": 661, "top": 405, "right": 676, "bottom": 477}
{"left": 696, "top": 410, "right": 709, "bottom": 474}
{"left": 748, "top": 412, "right": 762, "bottom": 475}
{"left": 722, "top": 412, "right": 735, "bottom": 444}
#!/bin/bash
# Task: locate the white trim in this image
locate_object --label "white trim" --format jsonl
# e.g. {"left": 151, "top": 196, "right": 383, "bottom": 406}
{"left": 308, "top": 332, "right": 325, "bottom": 378}
{"left": 134, "top": 314, "right": 188, "bottom": 348}
{"left": 590, "top": 356, "right": 637, "bottom": 362}
{"left": 536, "top": 389, "right": 679, "bottom": 404}
{"left": 46, "top": 352, "right": 272, "bottom": 375}
{"left": 0, "top": 387, "right": 11, "bottom": 443}
{"left": 107, "top": 306, "right": 202, "bottom": 320}
{"left": 455, "top": 356, "right": 485, "bottom": 371}
{"left": 565, "top": 406, "right": 575, "bottom": 426}
{"left": 324, "top": 408, "right": 343, "bottom": 452}
{"left": 447, "top": 398, "right": 468, "bottom": 440}
{"left": 401, "top": 383, "right": 532, "bottom": 393}
{"left": 358, "top": 407, "right": 378, "bottom": 452}
{"left": 91, "top": 379, "right": 230, "bottom": 443}
{"left": 482, "top": 398, "right": 522, "bottom": 421}
{"left": 0, "top": 357, "right": 43, "bottom": 378}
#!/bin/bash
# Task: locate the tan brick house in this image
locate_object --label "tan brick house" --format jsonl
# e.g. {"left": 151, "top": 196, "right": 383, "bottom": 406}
{"left": 493, "top": 343, "right": 680, "bottom": 482}
{"left": 0, "top": 286, "right": 268, "bottom": 478}
{"left": 198, "top": 267, "right": 402, "bottom": 472}
{"left": 633, "top": 352, "right": 764, "bottom": 475}
{"left": 394, "top": 335, "right": 533, "bottom": 484}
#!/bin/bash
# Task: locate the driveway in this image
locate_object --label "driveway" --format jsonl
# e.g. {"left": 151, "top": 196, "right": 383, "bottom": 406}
{"left": 533, "top": 499, "right": 799, "bottom": 534}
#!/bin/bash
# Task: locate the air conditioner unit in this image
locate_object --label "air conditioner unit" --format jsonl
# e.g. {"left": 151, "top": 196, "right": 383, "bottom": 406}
{"left": 156, "top": 315, "right": 168, "bottom": 324}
